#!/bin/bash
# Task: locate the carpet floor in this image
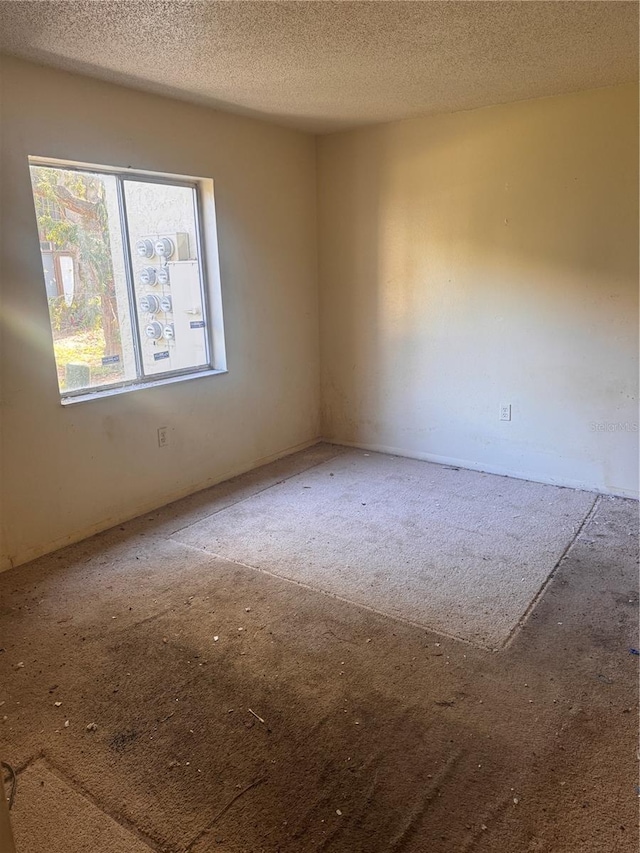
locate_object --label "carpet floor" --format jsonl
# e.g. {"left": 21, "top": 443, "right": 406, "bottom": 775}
{"left": 0, "top": 443, "right": 637, "bottom": 853}
{"left": 171, "top": 449, "right": 596, "bottom": 648}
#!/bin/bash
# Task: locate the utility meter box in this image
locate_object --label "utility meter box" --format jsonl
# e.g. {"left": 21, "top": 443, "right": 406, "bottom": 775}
{"left": 133, "top": 228, "right": 206, "bottom": 376}
{"left": 135, "top": 233, "right": 192, "bottom": 261}
{"left": 139, "top": 294, "right": 160, "bottom": 314}
{"left": 166, "top": 233, "right": 192, "bottom": 261}
{"left": 165, "top": 261, "right": 208, "bottom": 370}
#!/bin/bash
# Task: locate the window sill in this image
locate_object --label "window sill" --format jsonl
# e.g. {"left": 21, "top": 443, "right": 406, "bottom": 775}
{"left": 60, "top": 368, "right": 228, "bottom": 406}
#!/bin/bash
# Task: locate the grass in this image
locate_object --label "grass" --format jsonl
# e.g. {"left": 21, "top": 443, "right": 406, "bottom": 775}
{"left": 53, "top": 328, "right": 125, "bottom": 389}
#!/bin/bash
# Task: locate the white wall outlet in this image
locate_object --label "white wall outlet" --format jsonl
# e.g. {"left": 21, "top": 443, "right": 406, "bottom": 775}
{"left": 500, "top": 404, "right": 512, "bottom": 422}
{"left": 157, "top": 426, "right": 169, "bottom": 447}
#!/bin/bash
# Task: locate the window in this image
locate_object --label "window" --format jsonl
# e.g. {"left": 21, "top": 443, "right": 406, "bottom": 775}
{"left": 29, "top": 158, "right": 225, "bottom": 400}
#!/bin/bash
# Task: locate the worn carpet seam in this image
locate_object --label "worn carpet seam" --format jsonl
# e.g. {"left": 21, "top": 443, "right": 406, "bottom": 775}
{"left": 501, "top": 493, "right": 601, "bottom": 651}
{"left": 173, "top": 541, "right": 493, "bottom": 651}
{"left": 36, "top": 755, "right": 165, "bottom": 852}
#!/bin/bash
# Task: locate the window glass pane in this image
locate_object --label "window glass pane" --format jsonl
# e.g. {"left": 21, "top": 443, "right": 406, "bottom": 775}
{"left": 123, "top": 180, "right": 209, "bottom": 377}
{"left": 29, "top": 165, "right": 137, "bottom": 392}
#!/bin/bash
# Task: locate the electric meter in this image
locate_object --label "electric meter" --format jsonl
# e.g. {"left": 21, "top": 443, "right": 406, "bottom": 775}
{"left": 144, "top": 321, "right": 163, "bottom": 340}
{"left": 135, "top": 238, "right": 155, "bottom": 259}
{"left": 139, "top": 294, "right": 160, "bottom": 314}
{"left": 154, "top": 237, "right": 175, "bottom": 259}
{"left": 162, "top": 323, "right": 175, "bottom": 340}
{"left": 139, "top": 267, "right": 157, "bottom": 286}
{"left": 159, "top": 295, "right": 172, "bottom": 313}
{"left": 157, "top": 266, "right": 170, "bottom": 286}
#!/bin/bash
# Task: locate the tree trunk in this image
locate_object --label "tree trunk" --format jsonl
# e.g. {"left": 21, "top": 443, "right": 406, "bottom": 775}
{"left": 86, "top": 262, "right": 120, "bottom": 356}
{"left": 100, "top": 289, "right": 120, "bottom": 356}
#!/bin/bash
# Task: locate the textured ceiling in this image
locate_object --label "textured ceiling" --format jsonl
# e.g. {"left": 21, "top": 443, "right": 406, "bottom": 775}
{"left": 0, "top": 1, "right": 637, "bottom": 133}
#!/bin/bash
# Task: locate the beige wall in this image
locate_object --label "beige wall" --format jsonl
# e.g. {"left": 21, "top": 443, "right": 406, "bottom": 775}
{"left": 1, "top": 58, "right": 637, "bottom": 572}
{"left": 0, "top": 56, "right": 320, "bottom": 570}
{"left": 318, "top": 84, "right": 639, "bottom": 497}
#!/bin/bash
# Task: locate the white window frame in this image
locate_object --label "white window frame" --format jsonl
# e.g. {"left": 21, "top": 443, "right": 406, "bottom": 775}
{"left": 29, "top": 156, "right": 227, "bottom": 404}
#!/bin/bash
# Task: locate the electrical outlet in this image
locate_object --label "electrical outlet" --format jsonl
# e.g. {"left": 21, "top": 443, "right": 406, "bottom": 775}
{"left": 500, "top": 404, "right": 512, "bottom": 422}
{"left": 157, "top": 426, "right": 169, "bottom": 447}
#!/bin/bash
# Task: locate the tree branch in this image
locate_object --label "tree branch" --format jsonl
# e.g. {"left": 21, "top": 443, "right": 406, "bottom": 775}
{"left": 48, "top": 184, "right": 100, "bottom": 218}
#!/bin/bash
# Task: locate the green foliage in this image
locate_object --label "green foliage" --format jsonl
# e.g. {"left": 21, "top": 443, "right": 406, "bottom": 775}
{"left": 49, "top": 294, "right": 101, "bottom": 336}
{"left": 54, "top": 328, "right": 106, "bottom": 366}
{"left": 39, "top": 215, "right": 77, "bottom": 249}
{"left": 31, "top": 165, "right": 121, "bottom": 352}
{"left": 30, "top": 166, "right": 112, "bottom": 285}
{"left": 53, "top": 328, "right": 125, "bottom": 390}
